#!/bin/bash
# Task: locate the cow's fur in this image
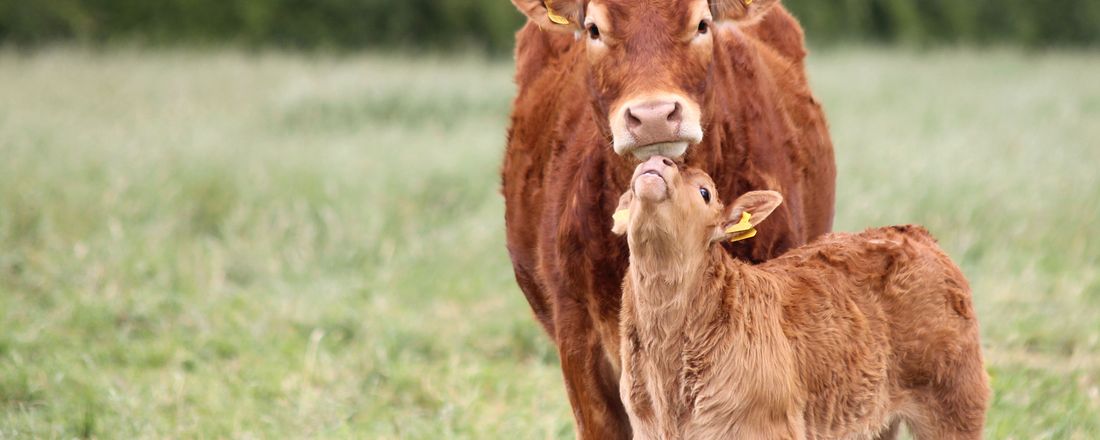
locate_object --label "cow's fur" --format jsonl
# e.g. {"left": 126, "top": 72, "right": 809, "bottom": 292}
{"left": 615, "top": 160, "right": 990, "bottom": 439}
{"left": 503, "top": 0, "right": 835, "bottom": 437}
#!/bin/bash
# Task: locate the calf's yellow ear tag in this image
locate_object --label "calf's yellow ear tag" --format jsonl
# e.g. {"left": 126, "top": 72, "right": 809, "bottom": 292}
{"left": 725, "top": 212, "right": 757, "bottom": 243}
{"left": 546, "top": 6, "right": 571, "bottom": 25}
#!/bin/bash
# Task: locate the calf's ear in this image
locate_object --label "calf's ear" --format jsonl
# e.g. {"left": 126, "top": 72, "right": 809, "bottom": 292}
{"left": 711, "top": 0, "right": 779, "bottom": 23}
{"left": 611, "top": 190, "right": 634, "bottom": 236}
{"left": 713, "top": 190, "right": 783, "bottom": 242}
{"left": 512, "top": 0, "right": 584, "bottom": 33}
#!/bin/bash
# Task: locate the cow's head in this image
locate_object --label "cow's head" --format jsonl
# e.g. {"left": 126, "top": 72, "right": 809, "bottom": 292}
{"left": 512, "top": 0, "right": 778, "bottom": 160}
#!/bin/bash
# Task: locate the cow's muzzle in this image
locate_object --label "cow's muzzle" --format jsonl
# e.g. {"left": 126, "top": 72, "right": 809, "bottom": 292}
{"left": 611, "top": 94, "right": 703, "bottom": 160}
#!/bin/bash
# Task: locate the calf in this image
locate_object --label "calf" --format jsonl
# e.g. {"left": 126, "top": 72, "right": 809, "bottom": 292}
{"left": 613, "top": 157, "right": 989, "bottom": 439}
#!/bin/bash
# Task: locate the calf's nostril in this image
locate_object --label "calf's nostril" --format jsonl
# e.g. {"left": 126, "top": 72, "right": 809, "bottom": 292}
{"left": 661, "top": 158, "right": 674, "bottom": 167}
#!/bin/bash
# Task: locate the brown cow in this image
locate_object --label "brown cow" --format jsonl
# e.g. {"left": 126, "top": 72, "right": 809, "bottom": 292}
{"left": 503, "top": 0, "right": 835, "bottom": 437}
{"left": 613, "top": 157, "right": 989, "bottom": 439}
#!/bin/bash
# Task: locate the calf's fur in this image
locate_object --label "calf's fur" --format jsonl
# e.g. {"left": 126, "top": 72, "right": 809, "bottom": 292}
{"left": 615, "top": 158, "right": 989, "bottom": 439}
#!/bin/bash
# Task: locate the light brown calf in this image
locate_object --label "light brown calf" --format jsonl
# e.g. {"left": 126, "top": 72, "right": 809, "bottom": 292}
{"left": 613, "top": 156, "right": 989, "bottom": 439}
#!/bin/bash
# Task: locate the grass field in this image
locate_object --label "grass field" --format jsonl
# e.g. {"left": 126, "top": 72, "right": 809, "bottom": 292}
{"left": 1, "top": 47, "right": 1098, "bottom": 438}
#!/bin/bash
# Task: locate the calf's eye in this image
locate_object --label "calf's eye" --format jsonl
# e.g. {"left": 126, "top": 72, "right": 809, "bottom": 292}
{"left": 588, "top": 24, "right": 601, "bottom": 40}
{"left": 699, "top": 187, "right": 711, "bottom": 203}
{"left": 697, "top": 20, "right": 709, "bottom": 35}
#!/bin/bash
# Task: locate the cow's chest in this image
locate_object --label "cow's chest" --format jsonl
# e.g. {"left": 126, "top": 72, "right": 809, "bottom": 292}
{"left": 544, "top": 157, "right": 630, "bottom": 294}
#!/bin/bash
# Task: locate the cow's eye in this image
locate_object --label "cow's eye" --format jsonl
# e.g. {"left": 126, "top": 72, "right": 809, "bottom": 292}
{"left": 699, "top": 187, "right": 711, "bottom": 203}
{"left": 587, "top": 23, "right": 601, "bottom": 40}
{"left": 697, "top": 20, "right": 709, "bottom": 35}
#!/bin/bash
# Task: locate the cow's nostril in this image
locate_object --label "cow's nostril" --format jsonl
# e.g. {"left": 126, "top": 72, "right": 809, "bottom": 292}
{"left": 626, "top": 108, "right": 643, "bottom": 129}
{"left": 661, "top": 157, "right": 674, "bottom": 167}
{"left": 667, "top": 102, "right": 683, "bottom": 124}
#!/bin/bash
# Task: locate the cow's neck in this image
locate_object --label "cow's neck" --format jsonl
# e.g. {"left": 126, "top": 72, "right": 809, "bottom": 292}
{"left": 693, "top": 29, "right": 773, "bottom": 192}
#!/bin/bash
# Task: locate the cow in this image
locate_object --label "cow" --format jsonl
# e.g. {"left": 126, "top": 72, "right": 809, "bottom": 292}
{"left": 502, "top": 0, "right": 836, "bottom": 438}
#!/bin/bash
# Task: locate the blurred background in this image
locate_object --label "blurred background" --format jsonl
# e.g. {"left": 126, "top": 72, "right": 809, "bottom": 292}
{"left": 3, "top": 0, "right": 1100, "bottom": 51}
{"left": 1, "top": 1, "right": 1098, "bottom": 439}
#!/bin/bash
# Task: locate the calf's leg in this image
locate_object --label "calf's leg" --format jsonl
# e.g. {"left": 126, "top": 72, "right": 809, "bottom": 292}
{"left": 908, "top": 368, "right": 988, "bottom": 440}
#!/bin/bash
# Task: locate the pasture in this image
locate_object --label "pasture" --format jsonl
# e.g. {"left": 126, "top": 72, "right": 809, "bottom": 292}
{"left": 1, "top": 47, "right": 1098, "bottom": 438}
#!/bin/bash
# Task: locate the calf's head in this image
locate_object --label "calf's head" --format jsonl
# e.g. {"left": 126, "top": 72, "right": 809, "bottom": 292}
{"left": 612, "top": 156, "right": 782, "bottom": 256}
{"left": 512, "top": 0, "right": 779, "bottom": 160}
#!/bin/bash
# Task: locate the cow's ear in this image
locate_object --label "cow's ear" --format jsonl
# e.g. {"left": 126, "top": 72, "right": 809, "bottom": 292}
{"left": 711, "top": 0, "right": 779, "bottom": 23}
{"left": 611, "top": 190, "right": 634, "bottom": 236}
{"left": 512, "top": 0, "right": 584, "bottom": 33}
{"left": 712, "top": 191, "right": 783, "bottom": 242}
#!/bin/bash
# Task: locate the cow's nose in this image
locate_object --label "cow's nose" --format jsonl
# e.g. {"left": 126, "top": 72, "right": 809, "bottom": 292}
{"left": 625, "top": 100, "right": 683, "bottom": 143}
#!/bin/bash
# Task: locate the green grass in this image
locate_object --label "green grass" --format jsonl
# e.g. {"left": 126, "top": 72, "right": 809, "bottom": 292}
{"left": 0, "top": 47, "right": 1098, "bottom": 438}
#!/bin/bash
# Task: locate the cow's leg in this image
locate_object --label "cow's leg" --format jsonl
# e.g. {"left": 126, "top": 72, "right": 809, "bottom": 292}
{"left": 554, "top": 300, "right": 631, "bottom": 439}
{"left": 508, "top": 253, "right": 555, "bottom": 335}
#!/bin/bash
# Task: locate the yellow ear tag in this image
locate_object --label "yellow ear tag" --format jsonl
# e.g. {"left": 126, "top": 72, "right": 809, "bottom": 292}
{"left": 725, "top": 212, "right": 752, "bottom": 233}
{"left": 546, "top": 7, "right": 571, "bottom": 25}
{"left": 728, "top": 228, "right": 757, "bottom": 242}
{"left": 725, "top": 212, "right": 757, "bottom": 243}
{"left": 612, "top": 209, "right": 630, "bottom": 225}
{"left": 744, "top": 0, "right": 754, "bottom": 5}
